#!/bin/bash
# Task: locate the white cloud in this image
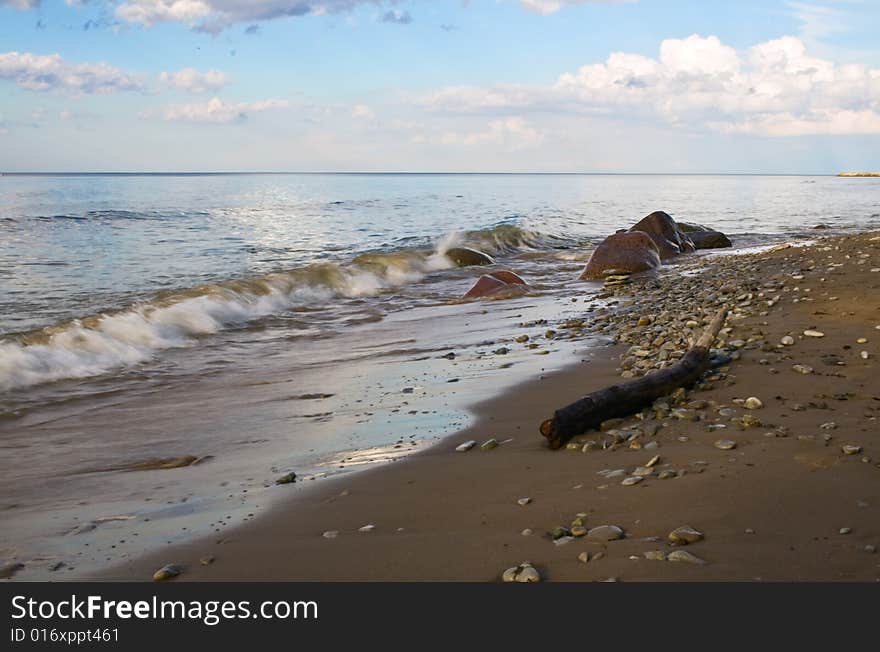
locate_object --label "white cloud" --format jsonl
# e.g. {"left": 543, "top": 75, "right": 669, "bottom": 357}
{"left": 157, "top": 96, "right": 289, "bottom": 123}
{"left": 351, "top": 103, "right": 375, "bottom": 119}
{"left": 0, "top": 51, "right": 144, "bottom": 94}
{"left": 159, "top": 68, "right": 228, "bottom": 93}
{"left": 0, "top": 0, "right": 39, "bottom": 10}
{"left": 519, "top": 0, "right": 632, "bottom": 15}
{"left": 419, "top": 34, "right": 880, "bottom": 136}
{"left": 114, "top": 0, "right": 388, "bottom": 33}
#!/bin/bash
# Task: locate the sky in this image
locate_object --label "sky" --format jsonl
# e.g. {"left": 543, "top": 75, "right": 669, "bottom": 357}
{"left": 1, "top": 0, "right": 879, "bottom": 173}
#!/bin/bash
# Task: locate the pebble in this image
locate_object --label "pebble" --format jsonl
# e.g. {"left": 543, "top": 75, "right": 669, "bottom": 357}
{"left": 715, "top": 439, "right": 736, "bottom": 450}
{"left": 521, "top": 528, "right": 533, "bottom": 536}
{"left": 861, "top": 351, "right": 870, "bottom": 359}
{"left": 359, "top": 524, "right": 375, "bottom": 533}
{"left": 455, "top": 440, "right": 476, "bottom": 452}
{"left": 865, "top": 545, "right": 877, "bottom": 554}
{"left": 781, "top": 335, "right": 795, "bottom": 346}
{"left": 842, "top": 444, "right": 862, "bottom": 455}
{"left": 632, "top": 466, "right": 654, "bottom": 477}
{"left": 517, "top": 497, "right": 532, "bottom": 506}
{"left": 152, "top": 564, "right": 183, "bottom": 582}
{"left": 586, "top": 525, "right": 624, "bottom": 542}
{"left": 646, "top": 455, "right": 661, "bottom": 467}
{"left": 515, "top": 335, "right": 529, "bottom": 344}
{"left": 792, "top": 364, "right": 814, "bottom": 374}
{"left": 668, "top": 526, "right": 704, "bottom": 545}
{"left": 480, "top": 438, "right": 499, "bottom": 451}
{"left": 621, "top": 476, "right": 644, "bottom": 486}
{"left": 658, "top": 470, "right": 677, "bottom": 480}
{"left": 839, "top": 527, "right": 852, "bottom": 535}
{"left": 667, "top": 550, "right": 707, "bottom": 565}
{"left": 741, "top": 415, "right": 762, "bottom": 428}
{"left": 577, "top": 552, "right": 591, "bottom": 563}
{"left": 803, "top": 330, "right": 825, "bottom": 338}
{"left": 644, "top": 550, "right": 666, "bottom": 561}
{"left": 322, "top": 530, "right": 339, "bottom": 539}
{"left": 275, "top": 471, "right": 297, "bottom": 485}
{"left": 0, "top": 562, "right": 24, "bottom": 579}
{"left": 199, "top": 556, "right": 215, "bottom": 566}
{"left": 744, "top": 397, "right": 763, "bottom": 409}
{"left": 570, "top": 526, "right": 588, "bottom": 538}
{"left": 502, "top": 562, "right": 541, "bottom": 583}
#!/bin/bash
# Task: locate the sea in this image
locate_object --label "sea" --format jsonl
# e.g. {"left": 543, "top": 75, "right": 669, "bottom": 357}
{"left": 2, "top": 172, "right": 879, "bottom": 579}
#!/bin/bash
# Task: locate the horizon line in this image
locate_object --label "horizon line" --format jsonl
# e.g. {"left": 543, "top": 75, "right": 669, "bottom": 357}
{"left": 0, "top": 171, "right": 854, "bottom": 177}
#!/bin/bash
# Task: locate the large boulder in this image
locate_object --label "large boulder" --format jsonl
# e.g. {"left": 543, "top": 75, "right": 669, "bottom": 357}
{"left": 445, "top": 247, "right": 494, "bottom": 267}
{"left": 580, "top": 232, "right": 661, "bottom": 280}
{"left": 462, "top": 270, "right": 527, "bottom": 299}
{"left": 629, "top": 211, "right": 695, "bottom": 259}
{"left": 678, "top": 222, "right": 732, "bottom": 249}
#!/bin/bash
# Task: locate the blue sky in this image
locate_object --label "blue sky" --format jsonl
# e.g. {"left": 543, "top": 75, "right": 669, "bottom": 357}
{"left": 1, "top": 0, "right": 879, "bottom": 172}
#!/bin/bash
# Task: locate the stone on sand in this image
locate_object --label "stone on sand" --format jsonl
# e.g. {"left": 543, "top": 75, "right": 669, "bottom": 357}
{"left": 152, "top": 564, "right": 183, "bottom": 582}
{"left": 586, "top": 525, "right": 624, "bottom": 542}
{"left": 668, "top": 526, "right": 704, "bottom": 545}
{"left": 667, "top": 550, "right": 707, "bottom": 565}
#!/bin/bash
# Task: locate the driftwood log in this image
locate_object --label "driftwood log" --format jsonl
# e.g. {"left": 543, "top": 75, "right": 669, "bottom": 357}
{"left": 540, "top": 307, "right": 729, "bottom": 449}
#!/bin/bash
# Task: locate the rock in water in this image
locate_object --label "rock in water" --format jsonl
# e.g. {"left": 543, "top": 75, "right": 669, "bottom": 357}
{"left": 462, "top": 270, "right": 527, "bottom": 299}
{"left": 580, "top": 232, "right": 662, "bottom": 279}
{"left": 445, "top": 247, "right": 494, "bottom": 267}
{"left": 629, "top": 211, "right": 696, "bottom": 259}
{"left": 275, "top": 471, "right": 297, "bottom": 485}
{"left": 668, "top": 526, "right": 704, "bottom": 545}
{"left": 152, "top": 564, "right": 183, "bottom": 581}
{"left": 678, "top": 222, "right": 732, "bottom": 249}
{"left": 667, "top": 550, "right": 707, "bottom": 565}
{"left": 586, "top": 525, "right": 624, "bottom": 542}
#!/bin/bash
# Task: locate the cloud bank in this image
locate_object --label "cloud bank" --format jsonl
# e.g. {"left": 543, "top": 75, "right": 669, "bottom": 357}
{"left": 419, "top": 34, "right": 880, "bottom": 136}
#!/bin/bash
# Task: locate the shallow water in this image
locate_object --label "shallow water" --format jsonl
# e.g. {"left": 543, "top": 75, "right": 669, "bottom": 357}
{"left": 1, "top": 173, "right": 879, "bottom": 579}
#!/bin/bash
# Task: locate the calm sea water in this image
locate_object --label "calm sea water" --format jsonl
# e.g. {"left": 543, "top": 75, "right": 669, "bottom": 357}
{"left": 1, "top": 173, "right": 879, "bottom": 579}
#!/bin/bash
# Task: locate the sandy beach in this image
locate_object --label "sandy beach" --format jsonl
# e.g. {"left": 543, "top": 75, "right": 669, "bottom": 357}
{"left": 96, "top": 230, "right": 880, "bottom": 582}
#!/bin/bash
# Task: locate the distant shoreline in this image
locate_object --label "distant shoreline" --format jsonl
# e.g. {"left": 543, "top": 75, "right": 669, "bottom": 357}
{"left": 837, "top": 172, "right": 880, "bottom": 177}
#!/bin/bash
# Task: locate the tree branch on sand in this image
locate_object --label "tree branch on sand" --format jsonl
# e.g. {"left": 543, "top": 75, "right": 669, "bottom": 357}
{"left": 540, "top": 308, "right": 729, "bottom": 449}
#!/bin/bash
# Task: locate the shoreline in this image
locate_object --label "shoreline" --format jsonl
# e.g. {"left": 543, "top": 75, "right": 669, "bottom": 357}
{"left": 92, "top": 230, "right": 880, "bottom": 581}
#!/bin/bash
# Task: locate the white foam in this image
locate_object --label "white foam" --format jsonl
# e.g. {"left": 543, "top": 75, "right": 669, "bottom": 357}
{"left": 0, "top": 254, "right": 455, "bottom": 392}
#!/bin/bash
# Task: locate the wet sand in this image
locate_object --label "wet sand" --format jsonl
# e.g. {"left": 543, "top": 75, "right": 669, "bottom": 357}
{"left": 99, "top": 231, "right": 880, "bottom": 581}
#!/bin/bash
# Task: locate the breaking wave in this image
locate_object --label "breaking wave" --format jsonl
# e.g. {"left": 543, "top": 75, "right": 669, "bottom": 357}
{"left": 0, "top": 224, "right": 570, "bottom": 392}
